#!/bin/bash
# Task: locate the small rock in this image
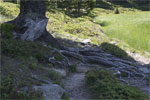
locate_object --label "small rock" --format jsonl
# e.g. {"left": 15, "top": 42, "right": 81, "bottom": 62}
{"left": 48, "top": 57, "right": 55, "bottom": 62}
{"left": 81, "top": 39, "right": 91, "bottom": 45}
{"left": 34, "top": 84, "right": 64, "bottom": 100}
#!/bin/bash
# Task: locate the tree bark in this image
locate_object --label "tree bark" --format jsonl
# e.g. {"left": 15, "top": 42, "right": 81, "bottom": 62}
{"left": 9, "top": 0, "right": 61, "bottom": 48}
{"left": 77, "top": 1, "right": 81, "bottom": 17}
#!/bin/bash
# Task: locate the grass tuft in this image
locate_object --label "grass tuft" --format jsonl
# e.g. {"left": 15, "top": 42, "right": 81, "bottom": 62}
{"left": 46, "top": 69, "right": 62, "bottom": 81}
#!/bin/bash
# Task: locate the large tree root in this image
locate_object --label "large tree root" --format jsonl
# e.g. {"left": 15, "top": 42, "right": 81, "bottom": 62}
{"left": 50, "top": 46, "right": 149, "bottom": 87}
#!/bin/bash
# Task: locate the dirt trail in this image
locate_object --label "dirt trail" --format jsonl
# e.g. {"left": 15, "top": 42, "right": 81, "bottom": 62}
{"left": 63, "top": 72, "right": 91, "bottom": 100}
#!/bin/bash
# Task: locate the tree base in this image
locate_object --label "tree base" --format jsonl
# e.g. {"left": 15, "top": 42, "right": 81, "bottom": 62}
{"left": 7, "top": 13, "right": 62, "bottom": 49}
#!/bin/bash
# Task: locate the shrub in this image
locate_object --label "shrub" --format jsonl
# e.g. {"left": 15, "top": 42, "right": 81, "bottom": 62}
{"left": 101, "top": 42, "right": 132, "bottom": 60}
{"left": 68, "top": 64, "right": 77, "bottom": 73}
{"left": 28, "top": 62, "right": 45, "bottom": 71}
{"left": 53, "top": 81, "right": 64, "bottom": 88}
{"left": 46, "top": 69, "right": 62, "bottom": 81}
{"left": 85, "top": 69, "right": 148, "bottom": 100}
{"left": 1, "top": 23, "right": 16, "bottom": 39}
{"left": 114, "top": 8, "right": 120, "bottom": 14}
{"left": 53, "top": 51, "right": 64, "bottom": 61}
{"left": 61, "top": 92, "right": 70, "bottom": 100}
{"left": 1, "top": 39, "right": 51, "bottom": 61}
{"left": 0, "top": 76, "right": 44, "bottom": 100}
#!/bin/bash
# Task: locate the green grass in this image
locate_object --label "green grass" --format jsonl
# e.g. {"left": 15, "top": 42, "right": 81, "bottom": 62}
{"left": 94, "top": 11, "right": 150, "bottom": 52}
{"left": 0, "top": 2, "right": 19, "bottom": 18}
{"left": 46, "top": 69, "right": 62, "bottom": 81}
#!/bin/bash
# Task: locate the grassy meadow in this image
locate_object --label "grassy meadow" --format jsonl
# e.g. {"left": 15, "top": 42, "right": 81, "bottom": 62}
{"left": 94, "top": 11, "right": 150, "bottom": 52}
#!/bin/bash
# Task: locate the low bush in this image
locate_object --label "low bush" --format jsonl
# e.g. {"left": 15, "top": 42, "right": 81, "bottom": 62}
{"left": 0, "top": 76, "right": 44, "bottom": 100}
{"left": 1, "top": 39, "right": 51, "bottom": 61}
{"left": 101, "top": 42, "right": 132, "bottom": 60}
{"left": 53, "top": 51, "right": 64, "bottom": 61}
{"left": 1, "top": 23, "right": 16, "bottom": 39}
{"left": 46, "top": 69, "right": 62, "bottom": 81}
{"left": 61, "top": 92, "right": 70, "bottom": 100}
{"left": 68, "top": 64, "right": 77, "bottom": 73}
{"left": 53, "top": 81, "right": 65, "bottom": 88}
{"left": 114, "top": 8, "right": 120, "bottom": 14}
{"left": 85, "top": 69, "right": 148, "bottom": 100}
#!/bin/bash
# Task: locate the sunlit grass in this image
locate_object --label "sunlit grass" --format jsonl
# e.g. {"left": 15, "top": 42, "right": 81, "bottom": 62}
{"left": 94, "top": 11, "right": 150, "bottom": 52}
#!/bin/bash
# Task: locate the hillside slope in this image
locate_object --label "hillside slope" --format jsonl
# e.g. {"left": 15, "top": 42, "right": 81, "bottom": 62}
{"left": 1, "top": 2, "right": 150, "bottom": 100}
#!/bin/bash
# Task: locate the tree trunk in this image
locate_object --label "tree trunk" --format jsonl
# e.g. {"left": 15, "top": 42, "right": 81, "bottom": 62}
{"left": 77, "top": 2, "right": 81, "bottom": 17}
{"left": 9, "top": 0, "right": 60, "bottom": 48}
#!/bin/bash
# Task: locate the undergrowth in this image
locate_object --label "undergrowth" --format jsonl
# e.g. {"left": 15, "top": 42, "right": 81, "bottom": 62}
{"left": 101, "top": 42, "right": 133, "bottom": 60}
{"left": 0, "top": 76, "right": 44, "bottom": 100}
{"left": 85, "top": 69, "right": 148, "bottom": 100}
{"left": 1, "top": 39, "right": 52, "bottom": 61}
{"left": 46, "top": 69, "right": 62, "bottom": 81}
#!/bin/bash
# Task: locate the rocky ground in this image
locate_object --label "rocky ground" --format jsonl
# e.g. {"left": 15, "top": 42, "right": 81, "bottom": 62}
{"left": 45, "top": 41, "right": 150, "bottom": 100}
{"left": 2, "top": 38, "right": 150, "bottom": 100}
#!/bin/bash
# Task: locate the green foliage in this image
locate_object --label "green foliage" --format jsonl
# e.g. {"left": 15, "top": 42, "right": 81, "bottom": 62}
{"left": 46, "top": 69, "right": 62, "bottom": 81}
{"left": 68, "top": 64, "right": 77, "bottom": 73}
{"left": 56, "top": 0, "right": 96, "bottom": 17}
{"left": 53, "top": 81, "right": 65, "bottom": 88}
{"left": 1, "top": 23, "right": 16, "bottom": 39}
{"left": 114, "top": 8, "right": 120, "bottom": 14}
{"left": 53, "top": 51, "right": 64, "bottom": 61}
{"left": 65, "top": 20, "right": 101, "bottom": 37}
{"left": 46, "top": 0, "right": 58, "bottom": 10}
{"left": 1, "top": 39, "right": 51, "bottom": 61}
{"left": 0, "top": 76, "right": 44, "bottom": 100}
{"left": 0, "top": 2, "right": 19, "bottom": 17}
{"left": 28, "top": 62, "right": 45, "bottom": 71}
{"left": 61, "top": 92, "right": 70, "bottom": 100}
{"left": 101, "top": 42, "right": 132, "bottom": 60}
{"left": 85, "top": 69, "right": 148, "bottom": 100}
